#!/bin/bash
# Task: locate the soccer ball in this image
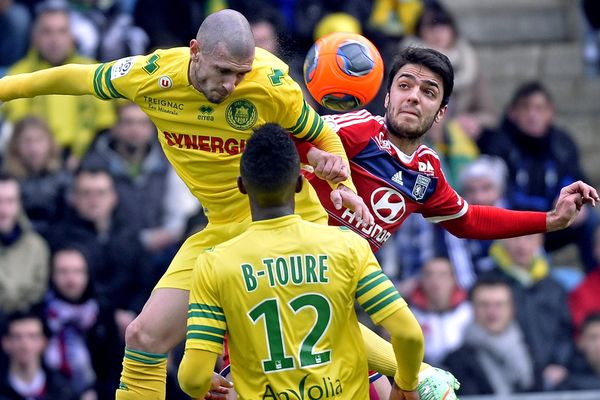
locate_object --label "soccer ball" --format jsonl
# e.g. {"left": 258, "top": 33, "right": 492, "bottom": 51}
{"left": 303, "top": 32, "right": 384, "bottom": 112}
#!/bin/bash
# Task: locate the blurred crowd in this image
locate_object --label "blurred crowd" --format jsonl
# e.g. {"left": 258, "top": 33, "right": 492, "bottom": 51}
{"left": 0, "top": 0, "right": 600, "bottom": 399}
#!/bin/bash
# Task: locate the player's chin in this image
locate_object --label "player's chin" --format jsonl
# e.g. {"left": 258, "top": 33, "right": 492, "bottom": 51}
{"left": 206, "top": 92, "right": 229, "bottom": 104}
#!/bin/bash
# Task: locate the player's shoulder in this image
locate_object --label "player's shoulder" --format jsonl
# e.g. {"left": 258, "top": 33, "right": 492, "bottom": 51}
{"left": 252, "top": 47, "right": 289, "bottom": 74}
{"left": 245, "top": 48, "right": 294, "bottom": 89}
{"left": 413, "top": 144, "right": 443, "bottom": 174}
{"left": 300, "top": 219, "right": 370, "bottom": 248}
{"left": 322, "top": 109, "right": 383, "bottom": 134}
{"left": 109, "top": 47, "right": 188, "bottom": 81}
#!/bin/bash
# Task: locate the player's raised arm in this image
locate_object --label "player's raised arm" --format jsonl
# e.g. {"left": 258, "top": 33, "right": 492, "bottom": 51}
{"left": 439, "top": 180, "right": 599, "bottom": 240}
{"left": 0, "top": 64, "right": 96, "bottom": 101}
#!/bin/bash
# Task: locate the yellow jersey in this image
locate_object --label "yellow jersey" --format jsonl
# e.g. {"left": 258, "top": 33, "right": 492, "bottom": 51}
{"left": 89, "top": 47, "right": 335, "bottom": 224}
{"left": 187, "top": 215, "right": 406, "bottom": 399}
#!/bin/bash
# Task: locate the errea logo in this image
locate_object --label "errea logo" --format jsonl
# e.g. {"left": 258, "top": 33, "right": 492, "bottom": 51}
{"left": 197, "top": 105, "right": 215, "bottom": 121}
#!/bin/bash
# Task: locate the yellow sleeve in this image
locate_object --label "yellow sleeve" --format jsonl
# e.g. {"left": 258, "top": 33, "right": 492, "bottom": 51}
{"left": 287, "top": 100, "right": 357, "bottom": 193}
{"left": 0, "top": 64, "right": 96, "bottom": 101}
{"left": 354, "top": 240, "right": 406, "bottom": 324}
{"left": 178, "top": 349, "right": 218, "bottom": 398}
{"left": 379, "top": 308, "right": 424, "bottom": 391}
{"left": 353, "top": 236, "right": 423, "bottom": 383}
{"left": 186, "top": 251, "right": 226, "bottom": 354}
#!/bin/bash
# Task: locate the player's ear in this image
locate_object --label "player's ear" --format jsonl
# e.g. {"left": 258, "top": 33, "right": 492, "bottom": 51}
{"left": 384, "top": 93, "right": 389, "bottom": 109}
{"left": 189, "top": 39, "right": 200, "bottom": 60}
{"left": 295, "top": 174, "right": 303, "bottom": 193}
{"left": 237, "top": 176, "right": 247, "bottom": 195}
{"left": 435, "top": 105, "right": 447, "bottom": 123}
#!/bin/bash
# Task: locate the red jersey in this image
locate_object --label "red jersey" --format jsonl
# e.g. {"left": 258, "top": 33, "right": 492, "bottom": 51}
{"left": 301, "top": 110, "right": 468, "bottom": 252}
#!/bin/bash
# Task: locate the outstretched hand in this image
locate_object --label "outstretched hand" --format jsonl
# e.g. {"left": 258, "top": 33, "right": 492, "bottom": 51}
{"left": 547, "top": 181, "right": 599, "bottom": 232}
{"left": 202, "top": 373, "right": 233, "bottom": 400}
{"left": 306, "top": 146, "right": 348, "bottom": 184}
{"left": 330, "top": 184, "right": 374, "bottom": 227}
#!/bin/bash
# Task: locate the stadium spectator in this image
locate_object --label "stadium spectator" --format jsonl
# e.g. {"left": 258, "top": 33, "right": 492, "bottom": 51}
{"left": 443, "top": 277, "right": 535, "bottom": 395}
{"left": 42, "top": 247, "right": 122, "bottom": 400}
{"left": 485, "top": 234, "right": 574, "bottom": 390}
{"left": 81, "top": 102, "right": 198, "bottom": 275}
{"left": 582, "top": 0, "right": 600, "bottom": 76}
{"left": 569, "top": 224, "right": 600, "bottom": 334}
{"left": 410, "top": 2, "right": 496, "bottom": 140}
{"left": 0, "top": 311, "right": 78, "bottom": 400}
{"left": 0, "top": 174, "right": 50, "bottom": 314}
{"left": 50, "top": 167, "right": 149, "bottom": 325}
{"left": 133, "top": 0, "right": 214, "bottom": 49}
{"left": 410, "top": 257, "right": 472, "bottom": 365}
{"left": 478, "top": 81, "right": 598, "bottom": 271}
{"left": 3, "top": 116, "right": 71, "bottom": 237}
{"left": 453, "top": 156, "right": 510, "bottom": 280}
{"left": 558, "top": 313, "right": 600, "bottom": 390}
{"left": 1, "top": 2, "right": 116, "bottom": 166}
{"left": 378, "top": 156, "right": 509, "bottom": 290}
{"left": 0, "top": 0, "right": 31, "bottom": 76}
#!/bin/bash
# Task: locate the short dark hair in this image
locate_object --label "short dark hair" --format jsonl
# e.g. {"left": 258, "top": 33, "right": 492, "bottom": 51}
{"left": 240, "top": 123, "right": 299, "bottom": 198}
{"left": 387, "top": 47, "right": 454, "bottom": 108}
{"left": 74, "top": 165, "right": 113, "bottom": 181}
{"left": 469, "top": 274, "right": 512, "bottom": 302}
{"left": 415, "top": 2, "right": 457, "bottom": 40}
{"left": 581, "top": 312, "right": 600, "bottom": 334}
{"left": 1, "top": 310, "right": 46, "bottom": 338}
{"left": 0, "top": 172, "right": 18, "bottom": 185}
{"left": 509, "top": 81, "right": 553, "bottom": 108}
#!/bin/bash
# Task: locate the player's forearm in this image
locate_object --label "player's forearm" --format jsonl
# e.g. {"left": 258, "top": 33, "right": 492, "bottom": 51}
{"left": 379, "top": 308, "right": 424, "bottom": 391}
{"left": 178, "top": 349, "right": 217, "bottom": 398}
{"left": 310, "top": 127, "right": 357, "bottom": 193}
{"left": 0, "top": 64, "right": 95, "bottom": 101}
{"left": 441, "top": 205, "right": 547, "bottom": 240}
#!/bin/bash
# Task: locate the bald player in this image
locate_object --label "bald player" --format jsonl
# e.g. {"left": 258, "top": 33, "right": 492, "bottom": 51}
{"left": 0, "top": 9, "right": 379, "bottom": 400}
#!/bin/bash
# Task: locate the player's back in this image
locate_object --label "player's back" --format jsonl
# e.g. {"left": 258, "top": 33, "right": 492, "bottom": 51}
{"left": 196, "top": 214, "right": 389, "bottom": 399}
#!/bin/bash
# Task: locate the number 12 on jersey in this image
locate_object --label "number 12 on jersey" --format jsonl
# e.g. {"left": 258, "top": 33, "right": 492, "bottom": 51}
{"left": 248, "top": 293, "right": 332, "bottom": 373}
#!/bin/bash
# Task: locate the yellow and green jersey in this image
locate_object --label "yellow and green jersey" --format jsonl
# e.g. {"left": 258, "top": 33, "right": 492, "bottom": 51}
{"left": 187, "top": 215, "right": 406, "bottom": 399}
{"left": 89, "top": 47, "right": 336, "bottom": 224}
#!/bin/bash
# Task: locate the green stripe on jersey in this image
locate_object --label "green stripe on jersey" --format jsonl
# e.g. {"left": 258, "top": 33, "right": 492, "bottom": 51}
{"left": 189, "top": 303, "right": 224, "bottom": 313}
{"left": 188, "top": 311, "right": 226, "bottom": 322}
{"left": 187, "top": 332, "right": 224, "bottom": 344}
{"left": 290, "top": 102, "right": 310, "bottom": 134}
{"left": 356, "top": 275, "right": 389, "bottom": 298}
{"left": 357, "top": 271, "right": 383, "bottom": 288}
{"left": 93, "top": 65, "right": 109, "bottom": 99}
{"left": 187, "top": 325, "right": 226, "bottom": 337}
{"left": 104, "top": 66, "right": 124, "bottom": 98}
{"left": 366, "top": 292, "right": 402, "bottom": 316}
{"left": 362, "top": 286, "right": 398, "bottom": 310}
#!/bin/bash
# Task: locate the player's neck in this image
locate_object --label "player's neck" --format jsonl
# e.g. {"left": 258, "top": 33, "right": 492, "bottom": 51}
{"left": 250, "top": 204, "right": 295, "bottom": 222}
{"left": 388, "top": 135, "right": 421, "bottom": 156}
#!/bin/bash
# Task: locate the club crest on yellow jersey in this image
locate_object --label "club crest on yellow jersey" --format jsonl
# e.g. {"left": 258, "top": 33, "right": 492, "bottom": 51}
{"left": 226, "top": 99, "right": 258, "bottom": 130}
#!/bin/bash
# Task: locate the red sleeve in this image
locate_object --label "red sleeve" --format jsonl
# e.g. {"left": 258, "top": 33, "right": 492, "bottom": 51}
{"left": 440, "top": 205, "right": 546, "bottom": 240}
{"left": 294, "top": 138, "right": 314, "bottom": 164}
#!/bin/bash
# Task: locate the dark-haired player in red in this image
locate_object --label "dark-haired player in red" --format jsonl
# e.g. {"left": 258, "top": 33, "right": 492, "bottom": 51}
{"left": 296, "top": 46, "right": 598, "bottom": 399}
{"left": 299, "top": 47, "right": 597, "bottom": 256}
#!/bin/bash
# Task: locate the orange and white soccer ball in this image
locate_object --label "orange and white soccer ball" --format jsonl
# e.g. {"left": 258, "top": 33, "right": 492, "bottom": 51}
{"left": 303, "top": 32, "right": 384, "bottom": 111}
